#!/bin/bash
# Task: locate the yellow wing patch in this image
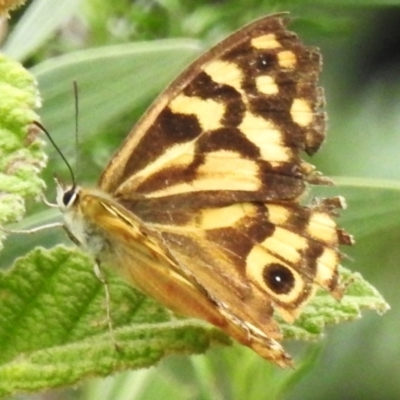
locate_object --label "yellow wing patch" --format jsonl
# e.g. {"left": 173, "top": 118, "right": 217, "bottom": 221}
{"left": 251, "top": 33, "right": 282, "bottom": 49}
{"left": 203, "top": 61, "right": 244, "bottom": 93}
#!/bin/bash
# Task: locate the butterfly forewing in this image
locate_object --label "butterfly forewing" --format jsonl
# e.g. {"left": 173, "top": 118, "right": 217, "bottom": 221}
{"left": 87, "top": 14, "right": 352, "bottom": 366}
{"left": 99, "top": 15, "right": 324, "bottom": 202}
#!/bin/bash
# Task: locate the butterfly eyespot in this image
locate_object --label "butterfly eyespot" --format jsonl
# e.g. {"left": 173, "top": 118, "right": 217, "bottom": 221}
{"left": 62, "top": 189, "right": 78, "bottom": 207}
{"left": 262, "top": 263, "right": 295, "bottom": 295}
{"left": 255, "top": 53, "right": 275, "bottom": 71}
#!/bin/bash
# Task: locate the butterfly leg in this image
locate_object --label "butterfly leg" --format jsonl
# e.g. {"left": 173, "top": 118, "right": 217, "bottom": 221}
{"left": 0, "top": 221, "right": 63, "bottom": 234}
{"left": 93, "top": 260, "right": 120, "bottom": 351}
{"left": 40, "top": 193, "right": 58, "bottom": 208}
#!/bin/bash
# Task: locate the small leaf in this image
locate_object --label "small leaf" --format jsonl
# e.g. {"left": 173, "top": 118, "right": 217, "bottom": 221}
{"left": 0, "top": 246, "right": 230, "bottom": 398}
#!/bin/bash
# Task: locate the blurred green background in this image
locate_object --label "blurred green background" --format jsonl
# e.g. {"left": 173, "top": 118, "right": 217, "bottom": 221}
{"left": 1, "top": 0, "right": 400, "bottom": 399}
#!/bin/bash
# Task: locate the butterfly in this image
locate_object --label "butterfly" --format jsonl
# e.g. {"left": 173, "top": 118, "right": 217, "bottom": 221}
{"left": 49, "top": 14, "right": 353, "bottom": 367}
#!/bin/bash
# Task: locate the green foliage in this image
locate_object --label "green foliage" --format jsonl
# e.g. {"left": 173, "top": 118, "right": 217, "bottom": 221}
{"left": 0, "top": 246, "right": 229, "bottom": 398}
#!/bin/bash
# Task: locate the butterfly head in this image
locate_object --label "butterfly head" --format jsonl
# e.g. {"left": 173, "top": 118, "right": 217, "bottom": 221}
{"left": 55, "top": 178, "right": 81, "bottom": 212}
{"left": 54, "top": 177, "right": 92, "bottom": 249}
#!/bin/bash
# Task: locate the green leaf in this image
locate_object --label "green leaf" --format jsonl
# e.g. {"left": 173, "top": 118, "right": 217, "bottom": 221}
{"left": 31, "top": 39, "right": 202, "bottom": 154}
{"left": 0, "top": 53, "right": 45, "bottom": 249}
{"left": 0, "top": 245, "right": 230, "bottom": 398}
{"left": 314, "top": 177, "right": 400, "bottom": 239}
{"left": 2, "top": 0, "right": 82, "bottom": 61}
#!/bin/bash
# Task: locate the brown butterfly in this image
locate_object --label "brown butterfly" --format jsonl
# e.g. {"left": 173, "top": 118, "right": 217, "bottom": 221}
{"left": 47, "top": 14, "right": 352, "bottom": 367}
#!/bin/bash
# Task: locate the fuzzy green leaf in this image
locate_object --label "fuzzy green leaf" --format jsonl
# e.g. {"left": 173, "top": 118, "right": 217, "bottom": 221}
{"left": 0, "top": 54, "right": 45, "bottom": 249}
{"left": 0, "top": 246, "right": 230, "bottom": 398}
{"left": 282, "top": 266, "right": 389, "bottom": 340}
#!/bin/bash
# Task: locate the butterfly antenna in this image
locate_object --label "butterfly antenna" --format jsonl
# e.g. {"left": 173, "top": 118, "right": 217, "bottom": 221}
{"left": 73, "top": 80, "right": 80, "bottom": 180}
{"left": 33, "top": 121, "right": 76, "bottom": 189}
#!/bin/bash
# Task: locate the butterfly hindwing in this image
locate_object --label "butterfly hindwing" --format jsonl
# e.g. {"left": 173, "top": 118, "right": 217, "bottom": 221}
{"left": 140, "top": 197, "right": 349, "bottom": 324}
